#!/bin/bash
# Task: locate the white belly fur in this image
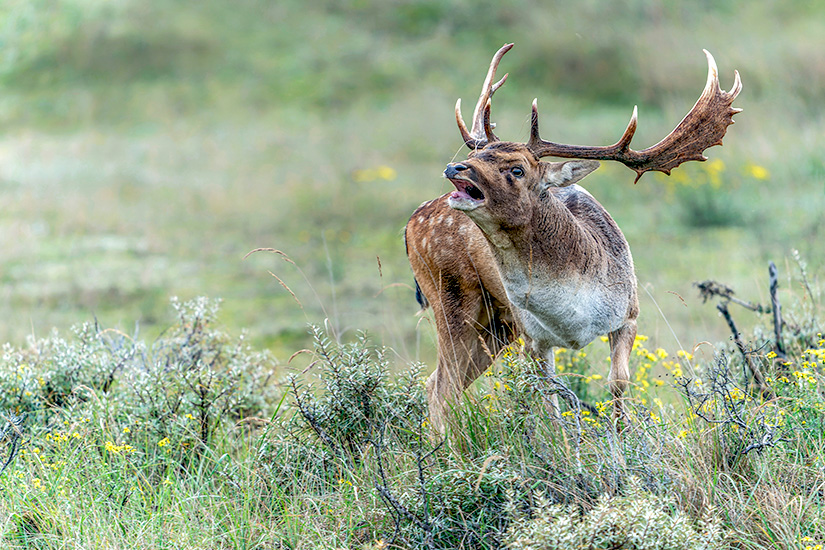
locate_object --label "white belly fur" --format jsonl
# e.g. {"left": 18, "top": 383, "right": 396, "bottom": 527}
{"left": 503, "top": 272, "right": 627, "bottom": 350}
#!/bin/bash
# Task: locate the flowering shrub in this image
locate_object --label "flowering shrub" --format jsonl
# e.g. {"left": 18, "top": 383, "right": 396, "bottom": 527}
{"left": 0, "top": 293, "right": 822, "bottom": 549}
{"left": 655, "top": 158, "right": 771, "bottom": 228}
{"left": 0, "top": 297, "right": 277, "bottom": 466}
{"left": 505, "top": 477, "right": 726, "bottom": 550}
{"left": 120, "top": 296, "right": 278, "bottom": 456}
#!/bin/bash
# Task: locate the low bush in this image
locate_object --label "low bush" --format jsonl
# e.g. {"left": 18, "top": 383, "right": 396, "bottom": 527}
{"left": 0, "top": 291, "right": 823, "bottom": 549}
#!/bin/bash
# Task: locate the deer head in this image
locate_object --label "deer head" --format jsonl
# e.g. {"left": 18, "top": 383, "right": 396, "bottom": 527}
{"left": 445, "top": 146, "right": 599, "bottom": 233}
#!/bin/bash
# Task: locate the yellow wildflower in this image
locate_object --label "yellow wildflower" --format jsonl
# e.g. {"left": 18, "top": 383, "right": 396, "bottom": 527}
{"left": 105, "top": 441, "right": 135, "bottom": 454}
{"left": 746, "top": 163, "right": 770, "bottom": 180}
{"left": 676, "top": 350, "right": 694, "bottom": 361}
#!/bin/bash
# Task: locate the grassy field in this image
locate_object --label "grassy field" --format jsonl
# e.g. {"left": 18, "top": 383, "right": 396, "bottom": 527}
{"left": 0, "top": 0, "right": 822, "bottom": 363}
{"left": 0, "top": 3, "right": 824, "bottom": 546}
{"left": 0, "top": 294, "right": 822, "bottom": 548}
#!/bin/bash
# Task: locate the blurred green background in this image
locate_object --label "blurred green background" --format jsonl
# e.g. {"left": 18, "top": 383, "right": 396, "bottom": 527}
{"left": 0, "top": 0, "right": 822, "bottom": 364}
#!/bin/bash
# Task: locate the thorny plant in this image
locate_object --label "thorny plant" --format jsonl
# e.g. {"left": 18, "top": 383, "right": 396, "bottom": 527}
{"left": 1, "top": 297, "right": 822, "bottom": 548}
{"left": 676, "top": 354, "right": 791, "bottom": 465}
{"left": 127, "top": 297, "right": 277, "bottom": 456}
{"left": 274, "top": 317, "right": 824, "bottom": 548}
{"left": 285, "top": 325, "right": 426, "bottom": 460}
{"left": 271, "top": 326, "right": 445, "bottom": 546}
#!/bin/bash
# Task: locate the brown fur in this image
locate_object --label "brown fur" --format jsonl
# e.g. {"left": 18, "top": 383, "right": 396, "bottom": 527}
{"left": 407, "top": 44, "right": 741, "bottom": 433}
{"left": 406, "top": 144, "right": 638, "bottom": 432}
{"left": 406, "top": 196, "right": 517, "bottom": 428}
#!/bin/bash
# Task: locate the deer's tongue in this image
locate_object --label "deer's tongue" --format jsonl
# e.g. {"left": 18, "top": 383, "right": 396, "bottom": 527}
{"left": 449, "top": 179, "right": 484, "bottom": 201}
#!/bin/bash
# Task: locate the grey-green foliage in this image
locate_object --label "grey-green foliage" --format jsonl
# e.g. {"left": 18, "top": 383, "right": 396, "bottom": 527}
{"left": 123, "top": 296, "right": 277, "bottom": 450}
{"left": 288, "top": 325, "right": 427, "bottom": 457}
{"left": 416, "top": 464, "right": 521, "bottom": 549}
{"left": 504, "top": 477, "right": 726, "bottom": 550}
{"left": 0, "top": 297, "right": 277, "bottom": 455}
{"left": 256, "top": 326, "right": 426, "bottom": 495}
{"left": 0, "top": 322, "right": 127, "bottom": 415}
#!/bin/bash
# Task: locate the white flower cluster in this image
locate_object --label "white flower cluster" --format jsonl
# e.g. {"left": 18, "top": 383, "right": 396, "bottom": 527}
{"left": 505, "top": 477, "right": 726, "bottom": 550}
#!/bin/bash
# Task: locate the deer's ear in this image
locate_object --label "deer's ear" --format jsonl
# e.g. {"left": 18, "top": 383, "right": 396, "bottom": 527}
{"left": 540, "top": 160, "right": 600, "bottom": 188}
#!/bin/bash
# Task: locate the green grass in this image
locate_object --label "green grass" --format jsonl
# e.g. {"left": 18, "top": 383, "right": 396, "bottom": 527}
{"left": 0, "top": 0, "right": 823, "bottom": 360}
{"left": 2, "top": 2, "right": 825, "bottom": 548}
{"left": 0, "top": 292, "right": 823, "bottom": 548}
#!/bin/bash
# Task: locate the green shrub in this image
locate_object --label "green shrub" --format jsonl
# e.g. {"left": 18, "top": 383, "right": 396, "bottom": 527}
{"left": 120, "top": 296, "right": 277, "bottom": 454}
{"left": 413, "top": 463, "right": 522, "bottom": 549}
{"left": 1, "top": 288, "right": 823, "bottom": 548}
{"left": 257, "top": 325, "right": 426, "bottom": 494}
{"left": 287, "top": 326, "right": 426, "bottom": 455}
{"left": 0, "top": 297, "right": 277, "bottom": 465}
{"left": 505, "top": 477, "right": 726, "bottom": 550}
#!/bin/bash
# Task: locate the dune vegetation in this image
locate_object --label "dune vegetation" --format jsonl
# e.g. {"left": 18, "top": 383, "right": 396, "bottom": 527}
{"left": 0, "top": 0, "right": 824, "bottom": 548}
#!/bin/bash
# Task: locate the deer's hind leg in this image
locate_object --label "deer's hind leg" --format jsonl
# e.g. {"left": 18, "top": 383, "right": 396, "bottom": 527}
{"left": 607, "top": 318, "right": 637, "bottom": 420}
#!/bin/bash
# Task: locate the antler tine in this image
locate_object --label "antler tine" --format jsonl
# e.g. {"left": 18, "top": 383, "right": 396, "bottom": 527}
{"left": 528, "top": 98, "right": 641, "bottom": 152}
{"left": 482, "top": 99, "right": 498, "bottom": 143}
{"left": 614, "top": 105, "right": 638, "bottom": 152}
{"left": 455, "top": 43, "right": 514, "bottom": 149}
{"left": 528, "top": 50, "right": 742, "bottom": 182}
{"left": 528, "top": 98, "right": 639, "bottom": 159}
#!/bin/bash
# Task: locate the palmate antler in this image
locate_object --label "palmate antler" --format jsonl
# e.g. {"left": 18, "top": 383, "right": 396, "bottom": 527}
{"left": 528, "top": 50, "right": 742, "bottom": 182}
{"left": 457, "top": 45, "right": 743, "bottom": 182}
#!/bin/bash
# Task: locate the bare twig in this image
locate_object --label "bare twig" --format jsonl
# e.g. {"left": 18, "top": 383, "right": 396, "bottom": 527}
{"left": 675, "top": 355, "right": 788, "bottom": 464}
{"left": 715, "top": 302, "right": 770, "bottom": 395}
{"left": 289, "top": 376, "right": 342, "bottom": 460}
{"left": 769, "top": 261, "right": 787, "bottom": 359}
{"left": 695, "top": 262, "right": 794, "bottom": 394}
{"left": 416, "top": 419, "right": 444, "bottom": 538}
{"left": 371, "top": 424, "right": 437, "bottom": 549}
{"left": 695, "top": 280, "right": 768, "bottom": 313}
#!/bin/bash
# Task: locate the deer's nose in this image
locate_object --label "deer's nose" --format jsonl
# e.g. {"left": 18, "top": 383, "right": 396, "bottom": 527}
{"left": 444, "top": 163, "right": 469, "bottom": 179}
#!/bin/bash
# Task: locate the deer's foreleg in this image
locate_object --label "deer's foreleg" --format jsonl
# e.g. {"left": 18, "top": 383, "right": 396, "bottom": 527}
{"left": 426, "top": 294, "right": 494, "bottom": 434}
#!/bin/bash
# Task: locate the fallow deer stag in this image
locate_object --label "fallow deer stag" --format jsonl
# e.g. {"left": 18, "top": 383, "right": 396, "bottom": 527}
{"left": 406, "top": 43, "right": 741, "bottom": 432}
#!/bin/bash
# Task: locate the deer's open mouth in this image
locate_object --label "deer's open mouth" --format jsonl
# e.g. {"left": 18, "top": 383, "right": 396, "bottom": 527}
{"left": 447, "top": 178, "right": 485, "bottom": 207}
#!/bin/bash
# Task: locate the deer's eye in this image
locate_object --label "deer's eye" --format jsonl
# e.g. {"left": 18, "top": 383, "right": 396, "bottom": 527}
{"left": 511, "top": 167, "right": 525, "bottom": 177}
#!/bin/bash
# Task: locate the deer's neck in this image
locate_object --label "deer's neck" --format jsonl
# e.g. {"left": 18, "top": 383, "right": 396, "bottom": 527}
{"left": 484, "top": 190, "right": 602, "bottom": 281}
